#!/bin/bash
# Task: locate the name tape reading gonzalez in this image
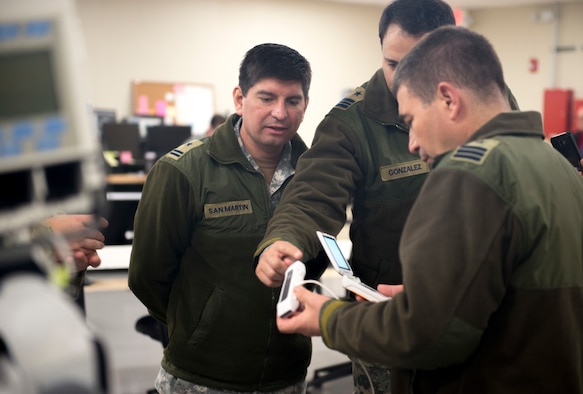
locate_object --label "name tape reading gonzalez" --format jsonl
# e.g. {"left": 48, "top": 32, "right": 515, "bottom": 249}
{"left": 380, "top": 159, "right": 430, "bottom": 181}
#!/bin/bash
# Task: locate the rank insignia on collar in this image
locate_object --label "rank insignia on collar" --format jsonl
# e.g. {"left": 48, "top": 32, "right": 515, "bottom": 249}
{"left": 451, "top": 139, "right": 500, "bottom": 165}
{"left": 334, "top": 87, "right": 365, "bottom": 110}
{"left": 166, "top": 139, "right": 203, "bottom": 160}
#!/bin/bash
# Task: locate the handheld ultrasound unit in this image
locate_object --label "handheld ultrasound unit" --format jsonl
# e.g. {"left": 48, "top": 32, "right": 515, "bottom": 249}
{"left": 277, "top": 260, "right": 306, "bottom": 318}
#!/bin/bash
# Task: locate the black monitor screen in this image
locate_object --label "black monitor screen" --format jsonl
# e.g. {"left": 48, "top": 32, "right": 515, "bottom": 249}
{"left": 0, "top": 50, "right": 59, "bottom": 118}
{"left": 101, "top": 123, "right": 142, "bottom": 158}
{"left": 94, "top": 109, "right": 117, "bottom": 134}
{"left": 146, "top": 125, "right": 192, "bottom": 156}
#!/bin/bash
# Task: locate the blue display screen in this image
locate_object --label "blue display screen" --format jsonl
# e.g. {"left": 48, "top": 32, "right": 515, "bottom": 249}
{"left": 323, "top": 234, "right": 351, "bottom": 271}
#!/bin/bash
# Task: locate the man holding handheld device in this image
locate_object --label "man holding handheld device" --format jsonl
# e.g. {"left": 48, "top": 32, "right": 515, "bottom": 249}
{"left": 277, "top": 261, "right": 306, "bottom": 318}
{"left": 317, "top": 231, "right": 390, "bottom": 302}
{"left": 277, "top": 26, "right": 583, "bottom": 393}
{"left": 255, "top": 2, "right": 519, "bottom": 391}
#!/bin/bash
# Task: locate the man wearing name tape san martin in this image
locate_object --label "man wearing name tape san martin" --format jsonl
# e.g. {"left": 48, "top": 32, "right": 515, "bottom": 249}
{"left": 128, "top": 43, "right": 319, "bottom": 394}
{"left": 254, "top": 1, "right": 519, "bottom": 393}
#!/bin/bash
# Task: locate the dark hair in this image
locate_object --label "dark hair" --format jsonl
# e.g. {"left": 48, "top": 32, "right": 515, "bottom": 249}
{"left": 393, "top": 26, "right": 506, "bottom": 104}
{"left": 379, "top": 0, "right": 455, "bottom": 43}
{"left": 210, "top": 114, "right": 226, "bottom": 128}
{"left": 238, "top": 43, "right": 312, "bottom": 99}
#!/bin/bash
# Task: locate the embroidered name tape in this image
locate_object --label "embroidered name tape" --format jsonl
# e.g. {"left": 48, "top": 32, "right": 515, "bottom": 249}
{"left": 451, "top": 139, "right": 500, "bottom": 165}
{"left": 205, "top": 200, "right": 253, "bottom": 219}
{"left": 380, "top": 159, "right": 430, "bottom": 181}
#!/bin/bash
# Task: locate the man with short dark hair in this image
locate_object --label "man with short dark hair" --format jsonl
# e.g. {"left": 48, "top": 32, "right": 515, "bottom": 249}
{"left": 129, "top": 43, "right": 315, "bottom": 394}
{"left": 254, "top": 0, "right": 517, "bottom": 392}
{"left": 276, "top": 26, "right": 583, "bottom": 394}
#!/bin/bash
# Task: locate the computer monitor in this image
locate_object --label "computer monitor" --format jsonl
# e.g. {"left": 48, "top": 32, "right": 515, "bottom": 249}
{"left": 126, "top": 114, "right": 164, "bottom": 138}
{"left": 93, "top": 108, "right": 117, "bottom": 134}
{"left": 101, "top": 122, "right": 142, "bottom": 159}
{"left": 145, "top": 125, "right": 192, "bottom": 158}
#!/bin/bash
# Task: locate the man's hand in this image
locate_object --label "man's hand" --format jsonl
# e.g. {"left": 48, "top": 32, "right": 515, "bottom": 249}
{"left": 276, "top": 286, "right": 329, "bottom": 336}
{"left": 353, "top": 284, "right": 404, "bottom": 302}
{"left": 44, "top": 214, "right": 109, "bottom": 271}
{"left": 377, "top": 284, "right": 404, "bottom": 297}
{"left": 256, "top": 240, "right": 303, "bottom": 287}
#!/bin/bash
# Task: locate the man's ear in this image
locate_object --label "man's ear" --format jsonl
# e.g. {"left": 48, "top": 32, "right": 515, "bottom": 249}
{"left": 233, "top": 86, "right": 244, "bottom": 115}
{"left": 437, "top": 82, "right": 461, "bottom": 120}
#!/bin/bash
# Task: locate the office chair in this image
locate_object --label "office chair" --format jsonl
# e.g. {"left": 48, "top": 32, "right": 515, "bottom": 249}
{"left": 307, "top": 361, "right": 352, "bottom": 391}
{"left": 135, "top": 315, "right": 168, "bottom": 347}
{"left": 134, "top": 315, "right": 168, "bottom": 394}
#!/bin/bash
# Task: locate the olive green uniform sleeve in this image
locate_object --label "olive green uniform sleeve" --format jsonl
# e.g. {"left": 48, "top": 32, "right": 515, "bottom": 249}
{"left": 321, "top": 170, "right": 517, "bottom": 369}
{"left": 256, "top": 114, "right": 364, "bottom": 262}
{"left": 319, "top": 112, "right": 583, "bottom": 392}
{"left": 128, "top": 160, "right": 195, "bottom": 323}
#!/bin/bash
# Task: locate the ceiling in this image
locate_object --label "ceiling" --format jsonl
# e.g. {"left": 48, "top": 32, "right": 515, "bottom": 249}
{"left": 322, "top": 0, "right": 582, "bottom": 10}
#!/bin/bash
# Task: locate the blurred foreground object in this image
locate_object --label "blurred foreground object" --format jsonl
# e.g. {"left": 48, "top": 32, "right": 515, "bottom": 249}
{"left": 0, "top": 0, "right": 110, "bottom": 392}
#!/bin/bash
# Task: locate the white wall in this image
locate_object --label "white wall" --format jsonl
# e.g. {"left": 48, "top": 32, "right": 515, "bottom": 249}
{"left": 76, "top": 0, "right": 583, "bottom": 144}
{"left": 470, "top": 2, "right": 583, "bottom": 115}
{"left": 76, "top": 0, "right": 383, "bottom": 144}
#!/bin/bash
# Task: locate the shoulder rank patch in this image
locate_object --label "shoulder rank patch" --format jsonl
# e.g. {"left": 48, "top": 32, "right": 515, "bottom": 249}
{"left": 334, "top": 87, "right": 365, "bottom": 111}
{"left": 451, "top": 139, "right": 500, "bottom": 165}
{"left": 166, "top": 139, "right": 203, "bottom": 161}
{"left": 380, "top": 159, "right": 430, "bottom": 181}
{"left": 204, "top": 200, "right": 253, "bottom": 219}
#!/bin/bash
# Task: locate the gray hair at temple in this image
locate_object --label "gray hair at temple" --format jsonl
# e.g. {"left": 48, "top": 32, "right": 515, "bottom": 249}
{"left": 393, "top": 26, "right": 506, "bottom": 105}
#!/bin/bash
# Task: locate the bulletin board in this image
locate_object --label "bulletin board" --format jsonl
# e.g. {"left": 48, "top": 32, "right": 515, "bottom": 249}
{"left": 131, "top": 80, "right": 214, "bottom": 136}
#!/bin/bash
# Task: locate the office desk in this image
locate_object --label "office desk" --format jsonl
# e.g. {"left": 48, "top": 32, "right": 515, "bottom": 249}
{"left": 104, "top": 174, "right": 145, "bottom": 245}
{"left": 86, "top": 245, "right": 133, "bottom": 293}
{"left": 107, "top": 173, "right": 147, "bottom": 185}
{"left": 92, "top": 244, "right": 132, "bottom": 271}
{"left": 106, "top": 174, "right": 145, "bottom": 202}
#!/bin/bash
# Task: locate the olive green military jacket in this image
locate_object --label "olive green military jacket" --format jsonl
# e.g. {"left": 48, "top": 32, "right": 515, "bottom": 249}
{"left": 256, "top": 69, "right": 429, "bottom": 286}
{"left": 320, "top": 112, "right": 583, "bottom": 393}
{"left": 256, "top": 69, "right": 518, "bottom": 288}
{"left": 128, "top": 114, "right": 311, "bottom": 391}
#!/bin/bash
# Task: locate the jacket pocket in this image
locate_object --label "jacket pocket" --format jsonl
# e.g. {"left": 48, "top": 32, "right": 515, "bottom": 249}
{"left": 187, "top": 286, "right": 224, "bottom": 346}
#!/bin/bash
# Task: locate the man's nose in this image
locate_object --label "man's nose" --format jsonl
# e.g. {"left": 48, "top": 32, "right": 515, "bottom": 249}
{"left": 271, "top": 100, "right": 288, "bottom": 119}
{"left": 408, "top": 132, "right": 419, "bottom": 154}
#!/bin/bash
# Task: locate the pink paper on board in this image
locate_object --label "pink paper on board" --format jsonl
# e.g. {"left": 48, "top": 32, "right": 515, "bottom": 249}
{"left": 155, "top": 100, "right": 167, "bottom": 116}
{"left": 136, "top": 95, "right": 150, "bottom": 115}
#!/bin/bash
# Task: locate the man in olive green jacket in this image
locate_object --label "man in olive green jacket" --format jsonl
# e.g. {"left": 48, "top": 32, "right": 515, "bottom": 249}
{"left": 255, "top": 1, "right": 517, "bottom": 392}
{"left": 129, "top": 43, "right": 316, "bottom": 394}
{"left": 277, "top": 27, "right": 583, "bottom": 394}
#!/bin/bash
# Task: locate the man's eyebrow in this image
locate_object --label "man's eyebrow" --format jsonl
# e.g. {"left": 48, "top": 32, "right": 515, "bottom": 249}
{"left": 255, "top": 90, "right": 303, "bottom": 100}
{"left": 255, "top": 90, "right": 277, "bottom": 96}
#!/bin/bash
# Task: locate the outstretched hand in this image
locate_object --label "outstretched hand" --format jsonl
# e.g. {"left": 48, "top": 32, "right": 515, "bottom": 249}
{"left": 256, "top": 240, "right": 303, "bottom": 287}
{"left": 44, "top": 214, "right": 109, "bottom": 271}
